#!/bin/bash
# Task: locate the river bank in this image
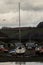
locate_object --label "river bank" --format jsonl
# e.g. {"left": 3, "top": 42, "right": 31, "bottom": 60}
{"left": 0, "top": 55, "right": 43, "bottom": 62}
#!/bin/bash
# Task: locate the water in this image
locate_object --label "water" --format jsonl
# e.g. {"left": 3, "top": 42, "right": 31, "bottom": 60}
{"left": 0, "top": 62, "right": 43, "bottom": 65}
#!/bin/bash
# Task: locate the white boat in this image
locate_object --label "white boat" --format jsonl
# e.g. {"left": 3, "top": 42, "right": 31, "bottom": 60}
{"left": 15, "top": 3, "right": 26, "bottom": 55}
{"left": 16, "top": 45, "right": 26, "bottom": 54}
{"left": 26, "top": 42, "right": 36, "bottom": 49}
{"left": 9, "top": 3, "right": 26, "bottom": 55}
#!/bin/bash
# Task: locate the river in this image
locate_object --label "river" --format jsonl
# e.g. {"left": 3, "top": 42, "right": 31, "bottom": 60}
{"left": 0, "top": 62, "right": 43, "bottom": 65}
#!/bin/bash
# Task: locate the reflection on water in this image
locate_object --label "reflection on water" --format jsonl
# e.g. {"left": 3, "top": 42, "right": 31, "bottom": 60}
{"left": 15, "top": 62, "right": 26, "bottom": 65}
{"left": 0, "top": 62, "right": 43, "bottom": 65}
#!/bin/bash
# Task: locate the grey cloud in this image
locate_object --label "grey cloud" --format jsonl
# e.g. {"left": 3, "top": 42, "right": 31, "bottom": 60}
{"left": 0, "top": 0, "right": 43, "bottom": 27}
{"left": 0, "top": 0, "right": 43, "bottom": 14}
{"left": 21, "top": 2, "right": 43, "bottom": 11}
{"left": 0, "top": 0, "right": 19, "bottom": 13}
{"left": 0, "top": 0, "right": 43, "bottom": 13}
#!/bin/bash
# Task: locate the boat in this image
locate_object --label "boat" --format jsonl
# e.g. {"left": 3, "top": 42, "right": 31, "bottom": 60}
{"left": 9, "top": 2, "right": 26, "bottom": 55}
{"left": 15, "top": 2, "right": 26, "bottom": 55}
{"left": 15, "top": 43, "right": 26, "bottom": 55}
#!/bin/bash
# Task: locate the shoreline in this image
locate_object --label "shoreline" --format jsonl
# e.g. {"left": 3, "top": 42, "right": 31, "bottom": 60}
{"left": 0, "top": 56, "right": 43, "bottom": 62}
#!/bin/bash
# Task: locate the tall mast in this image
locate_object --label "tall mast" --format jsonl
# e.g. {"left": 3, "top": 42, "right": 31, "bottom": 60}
{"left": 19, "top": 2, "right": 21, "bottom": 43}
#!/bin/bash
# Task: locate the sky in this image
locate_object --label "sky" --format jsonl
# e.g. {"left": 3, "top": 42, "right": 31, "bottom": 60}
{"left": 0, "top": 0, "right": 43, "bottom": 28}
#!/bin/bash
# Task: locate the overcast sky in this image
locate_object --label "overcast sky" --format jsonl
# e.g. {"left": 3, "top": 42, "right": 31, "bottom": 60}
{"left": 0, "top": 0, "right": 43, "bottom": 28}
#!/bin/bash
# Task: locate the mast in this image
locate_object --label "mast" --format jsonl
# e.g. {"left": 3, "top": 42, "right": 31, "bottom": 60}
{"left": 19, "top": 2, "right": 21, "bottom": 43}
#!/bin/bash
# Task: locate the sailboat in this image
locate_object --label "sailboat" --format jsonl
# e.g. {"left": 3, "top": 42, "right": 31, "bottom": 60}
{"left": 9, "top": 2, "right": 26, "bottom": 55}
{"left": 15, "top": 2, "right": 26, "bottom": 55}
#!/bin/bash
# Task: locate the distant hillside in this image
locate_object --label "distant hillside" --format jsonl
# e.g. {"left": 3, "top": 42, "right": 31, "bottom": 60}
{"left": 0, "top": 22, "right": 43, "bottom": 43}
{"left": 37, "top": 22, "right": 43, "bottom": 28}
{"left": 0, "top": 30, "right": 8, "bottom": 37}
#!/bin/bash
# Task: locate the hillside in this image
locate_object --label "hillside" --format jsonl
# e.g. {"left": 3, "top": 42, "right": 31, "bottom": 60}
{"left": 0, "top": 22, "right": 43, "bottom": 43}
{"left": 37, "top": 22, "right": 43, "bottom": 28}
